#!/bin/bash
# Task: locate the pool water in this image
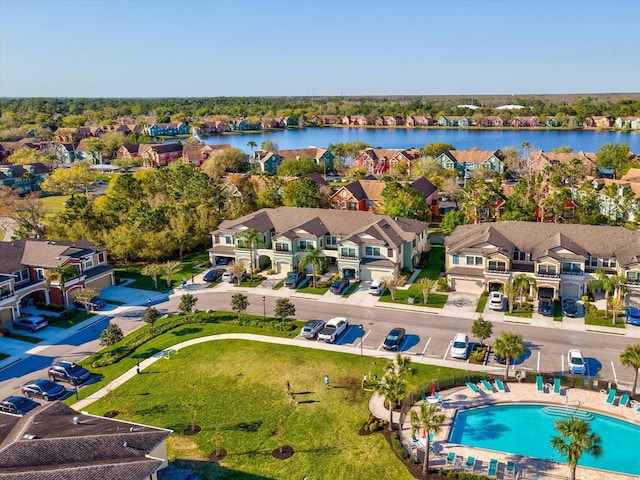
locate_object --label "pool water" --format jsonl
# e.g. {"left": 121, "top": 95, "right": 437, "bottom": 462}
{"left": 448, "top": 403, "right": 640, "bottom": 475}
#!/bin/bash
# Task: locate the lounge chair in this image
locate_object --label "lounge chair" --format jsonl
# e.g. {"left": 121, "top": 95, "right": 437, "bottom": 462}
{"left": 536, "top": 375, "right": 544, "bottom": 392}
{"left": 446, "top": 451, "right": 456, "bottom": 465}
{"left": 465, "top": 456, "right": 475, "bottom": 471}
{"left": 506, "top": 461, "right": 516, "bottom": 477}
{"left": 454, "top": 455, "right": 463, "bottom": 469}
{"left": 606, "top": 388, "right": 617, "bottom": 405}
{"left": 481, "top": 379, "right": 494, "bottom": 393}
{"left": 488, "top": 458, "right": 498, "bottom": 477}
{"left": 619, "top": 393, "right": 630, "bottom": 407}
{"left": 466, "top": 381, "right": 480, "bottom": 393}
{"left": 553, "top": 377, "right": 561, "bottom": 394}
{"left": 494, "top": 378, "right": 506, "bottom": 392}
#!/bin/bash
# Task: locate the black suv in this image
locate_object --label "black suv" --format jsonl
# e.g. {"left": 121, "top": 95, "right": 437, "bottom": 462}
{"left": 48, "top": 361, "right": 91, "bottom": 385}
{"left": 284, "top": 271, "right": 307, "bottom": 288}
{"left": 538, "top": 297, "right": 553, "bottom": 316}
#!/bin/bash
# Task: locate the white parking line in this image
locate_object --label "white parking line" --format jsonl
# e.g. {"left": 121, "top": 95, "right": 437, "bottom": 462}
{"left": 536, "top": 351, "right": 541, "bottom": 372}
{"left": 611, "top": 361, "right": 618, "bottom": 385}
{"left": 357, "top": 330, "right": 371, "bottom": 349}
{"left": 421, "top": 337, "right": 431, "bottom": 356}
{"left": 442, "top": 341, "right": 451, "bottom": 360}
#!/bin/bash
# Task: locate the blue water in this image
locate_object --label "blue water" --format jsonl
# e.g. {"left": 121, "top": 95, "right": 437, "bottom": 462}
{"left": 448, "top": 403, "right": 640, "bottom": 475}
{"left": 201, "top": 127, "right": 640, "bottom": 154}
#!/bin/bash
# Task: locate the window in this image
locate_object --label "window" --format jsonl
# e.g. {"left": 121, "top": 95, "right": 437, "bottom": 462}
{"left": 341, "top": 201, "right": 346, "bottom": 209}
{"left": 98, "top": 252, "right": 105, "bottom": 263}
{"left": 587, "top": 256, "right": 598, "bottom": 267}
{"left": 299, "top": 240, "right": 314, "bottom": 250}
{"left": 340, "top": 247, "right": 356, "bottom": 257}
{"left": 602, "top": 257, "right": 617, "bottom": 268}
{"left": 224, "top": 235, "right": 233, "bottom": 245}
{"left": 326, "top": 236, "right": 337, "bottom": 246}
{"left": 466, "top": 256, "right": 483, "bottom": 266}
{"left": 349, "top": 202, "right": 356, "bottom": 210}
{"left": 82, "top": 256, "right": 94, "bottom": 270}
{"left": 488, "top": 260, "right": 506, "bottom": 271}
{"left": 13, "top": 268, "right": 29, "bottom": 282}
{"left": 365, "top": 246, "right": 381, "bottom": 257}
{"left": 562, "top": 262, "right": 582, "bottom": 274}
{"left": 331, "top": 202, "right": 338, "bottom": 209}
{"left": 626, "top": 271, "right": 640, "bottom": 282}
{"left": 36, "top": 268, "right": 45, "bottom": 281}
{"left": 275, "top": 242, "right": 289, "bottom": 252}
{"left": 538, "top": 264, "right": 557, "bottom": 275}
{"left": 512, "top": 248, "right": 526, "bottom": 261}
{"left": 452, "top": 254, "right": 459, "bottom": 265}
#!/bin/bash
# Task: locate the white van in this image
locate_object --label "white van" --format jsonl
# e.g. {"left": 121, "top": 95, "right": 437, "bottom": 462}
{"left": 368, "top": 279, "right": 386, "bottom": 296}
{"left": 450, "top": 333, "right": 469, "bottom": 359}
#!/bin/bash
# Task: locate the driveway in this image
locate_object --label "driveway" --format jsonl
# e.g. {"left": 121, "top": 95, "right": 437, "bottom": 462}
{"left": 0, "top": 216, "right": 19, "bottom": 241}
{"left": 440, "top": 292, "right": 479, "bottom": 318}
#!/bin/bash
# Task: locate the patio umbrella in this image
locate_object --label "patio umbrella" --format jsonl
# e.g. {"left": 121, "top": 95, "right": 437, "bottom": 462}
{"left": 431, "top": 382, "right": 436, "bottom": 397}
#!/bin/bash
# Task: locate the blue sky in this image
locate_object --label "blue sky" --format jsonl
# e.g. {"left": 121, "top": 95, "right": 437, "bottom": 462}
{"left": 0, "top": 0, "right": 639, "bottom": 97}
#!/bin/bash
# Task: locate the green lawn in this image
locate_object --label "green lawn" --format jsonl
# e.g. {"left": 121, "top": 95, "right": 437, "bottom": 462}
{"left": 39, "top": 194, "right": 72, "bottom": 214}
{"left": 476, "top": 296, "right": 488, "bottom": 313}
{"left": 584, "top": 310, "right": 625, "bottom": 328}
{"left": 553, "top": 302, "right": 563, "bottom": 322}
{"left": 81, "top": 337, "right": 460, "bottom": 480}
{"left": 45, "top": 310, "right": 94, "bottom": 329}
{"left": 4, "top": 332, "right": 43, "bottom": 343}
{"left": 422, "top": 244, "right": 445, "bottom": 280}
{"left": 379, "top": 289, "right": 448, "bottom": 308}
{"left": 505, "top": 302, "right": 533, "bottom": 319}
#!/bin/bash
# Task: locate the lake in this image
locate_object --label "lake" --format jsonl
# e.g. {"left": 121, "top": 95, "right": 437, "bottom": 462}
{"left": 201, "top": 127, "right": 640, "bottom": 154}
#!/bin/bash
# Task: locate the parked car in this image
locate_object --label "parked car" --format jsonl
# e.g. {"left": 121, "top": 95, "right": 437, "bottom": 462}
{"left": 450, "top": 333, "right": 469, "bottom": 359}
{"left": 73, "top": 297, "right": 106, "bottom": 310}
{"left": 538, "top": 297, "right": 553, "bottom": 316}
{"left": 21, "top": 379, "right": 66, "bottom": 400}
{"left": 301, "top": 319, "right": 325, "bottom": 339}
{"left": 0, "top": 396, "right": 40, "bottom": 415}
{"left": 368, "top": 279, "right": 386, "bottom": 296}
{"left": 568, "top": 349, "right": 586, "bottom": 375}
{"left": 383, "top": 327, "right": 406, "bottom": 351}
{"left": 12, "top": 316, "right": 48, "bottom": 333}
{"left": 563, "top": 299, "right": 578, "bottom": 317}
{"left": 329, "top": 278, "right": 350, "bottom": 295}
{"left": 48, "top": 361, "right": 91, "bottom": 385}
{"left": 317, "top": 317, "right": 349, "bottom": 343}
{"left": 626, "top": 307, "right": 640, "bottom": 326}
{"left": 488, "top": 292, "right": 504, "bottom": 311}
{"left": 285, "top": 271, "right": 307, "bottom": 289}
{"left": 222, "top": 271, "right": 246, "bottom": 283}
{"left": 203, "top": 268, "right": 226, "bottom": 282}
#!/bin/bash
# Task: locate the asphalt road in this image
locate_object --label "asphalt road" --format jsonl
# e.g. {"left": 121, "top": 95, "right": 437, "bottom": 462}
{"left": 1, "top": 290, "right": 637, "bottom": 398}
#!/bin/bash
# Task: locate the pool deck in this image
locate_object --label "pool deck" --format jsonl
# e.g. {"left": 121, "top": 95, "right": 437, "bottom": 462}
{"left": 380, "top": 381, "right": 640, "bottom": 479}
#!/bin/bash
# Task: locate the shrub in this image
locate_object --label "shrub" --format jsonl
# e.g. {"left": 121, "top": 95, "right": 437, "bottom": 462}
{"left": 391, "top": 432, "right": 411, "bottom": 460}
{"left": 436, "top": 277, "right": 450, "bottom": 292}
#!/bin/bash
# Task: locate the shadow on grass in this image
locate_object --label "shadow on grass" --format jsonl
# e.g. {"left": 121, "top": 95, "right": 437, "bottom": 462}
{"left": 172, "top": 327, "right": 203, "bottom": 336}
{"left": 229, "top": 420, "right": 263, "bottom": 432}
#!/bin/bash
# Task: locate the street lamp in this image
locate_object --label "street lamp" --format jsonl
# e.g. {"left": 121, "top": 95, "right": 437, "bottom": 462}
{"left": 262, "top": 296, "right": 266, "bottom": 321}
{"left": 358, "top": 324, "right": 364, "bottom": 356}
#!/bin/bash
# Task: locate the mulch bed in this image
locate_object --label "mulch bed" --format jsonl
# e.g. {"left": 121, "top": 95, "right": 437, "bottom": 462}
{"left": 271, "top": 445, "right": 295, "bottom": 460}
{"left": 183, "top": 425, "right": 202, "bottom": 436}
{"left": 103, "top": 410, "right": 119, "bottom": 418}
{"left": 209, "top": 449, "right": 227, "bottom": 462}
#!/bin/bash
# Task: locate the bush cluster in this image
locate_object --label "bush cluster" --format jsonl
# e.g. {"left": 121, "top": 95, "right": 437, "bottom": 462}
{"left": 437, "top": 469, "right": 491, "bottom": 479}
{"left": 229, "top": 317, "right": 296, "bottom": 331}
{"left": 391, "top": 432, "right": 412, "bottom": 460}
{"left": 362, "top": 414, "right": 388, "bottom": 432}
{"left": 436, "top": 277, "right": 451, "bottom": 292}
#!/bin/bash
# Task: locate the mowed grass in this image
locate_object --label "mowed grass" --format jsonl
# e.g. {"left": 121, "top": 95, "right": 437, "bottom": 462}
{"left": 83, "top": 340, "right": 457, "bottom": 480}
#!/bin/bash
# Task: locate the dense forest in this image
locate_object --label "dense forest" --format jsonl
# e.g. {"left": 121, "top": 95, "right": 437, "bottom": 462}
{"left": 1, "top": 94, "right": 639, "bottom": 130}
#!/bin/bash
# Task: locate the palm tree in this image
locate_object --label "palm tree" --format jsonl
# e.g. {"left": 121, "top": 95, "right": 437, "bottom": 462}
{"left": 44, "top": 264, "right": 79, "bottom": 308}
{"left": 247, "top": 140, "right": 257, "bottom": 159}
{"left": 513, "top": 274, "right": 536, "bottom": 309}
{"left": 587, "top": 269, "right": 626, "bottom": 318}
{"left": 237, "top": 228, "right": 260, "bottom": 281}
{"left": 410, "top": 402, "right": 446, "bottom": 477}
{"left": 375, "top": 371, "right": 407, "bottom": 431}
{"left": 300, "top": 247, "right": 324, "bottom": 288}
{"left": 550, "top": 416, "right": 602, "bottom": 480}
{"left": 619, "top": 344, "right": 640, "bottom": 398}
{"left": 503, "top": 283, "right": 518, "bottom": 314}
{"left": 387, "top": 352, "right": 413, "bottom": 378}
{"left": 493, "top": 331, "right": 525, "bottom": 380}
{"left": 417, "top": 278, "right": 435, "bottom": 305}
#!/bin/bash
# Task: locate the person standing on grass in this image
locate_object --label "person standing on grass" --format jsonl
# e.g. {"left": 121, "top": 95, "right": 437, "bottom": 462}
{"left": 285, "top": 380, "right": 291, "bottom": 394}
{"left": 324, "top": 375, "right": 330, "bottom": 389}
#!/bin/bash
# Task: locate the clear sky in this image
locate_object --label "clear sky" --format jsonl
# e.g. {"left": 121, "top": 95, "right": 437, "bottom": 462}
{"left": 1, "top": 0, "right": 639, "bottom": 97}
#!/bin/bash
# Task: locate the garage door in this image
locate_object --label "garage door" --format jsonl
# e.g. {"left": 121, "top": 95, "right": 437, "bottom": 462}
{"left": 360, "top": 268, "right": 391, "bottom": 282}
{"left": 450, "top": 278, "right": 483, "bottom": 294}
{"left": 560, "top": 283, "right": 580, "bottom": 299}
{"left": 538, "top": 286, "right": 555, "bottom": 299}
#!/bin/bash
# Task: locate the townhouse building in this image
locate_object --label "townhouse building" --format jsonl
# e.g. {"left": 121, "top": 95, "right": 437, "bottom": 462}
{"left": 0, "top": 239, "right": 115, "bottom": 326}
{"left": 353, "top": 148, "right": 421, "bottom": 176}
{"left": 445, "top": 221, "right": 640, "bottom": 305}
{"left": 209, "top": 207, "right": 429, "bottom": 281}
{"left": 0, "top": 162, "right": 49, "bottom": 194}
{"left": 434, "top": 149, "right": 505, "bottom": 177}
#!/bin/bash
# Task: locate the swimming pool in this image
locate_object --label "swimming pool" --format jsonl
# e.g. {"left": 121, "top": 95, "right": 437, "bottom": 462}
{"left": 448, "top": 403, "right": 640, "bottom": 476}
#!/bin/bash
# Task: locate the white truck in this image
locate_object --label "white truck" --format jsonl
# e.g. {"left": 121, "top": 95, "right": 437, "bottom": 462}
{"left": 317, "top": 317, "right": 349, "bottom": 343}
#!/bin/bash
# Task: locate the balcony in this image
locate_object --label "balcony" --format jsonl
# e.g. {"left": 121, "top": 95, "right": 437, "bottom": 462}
{"left": 485, "top": 268, "right": 509, "bottom": 275}
{"left": 536, "top": 271, "right": 560, "bottom": 279}
{"left": 561, "top": 269, "right": 583, "bottom": 276}
{"left": 339, "top": 254, "right": 360, "bottom": 261}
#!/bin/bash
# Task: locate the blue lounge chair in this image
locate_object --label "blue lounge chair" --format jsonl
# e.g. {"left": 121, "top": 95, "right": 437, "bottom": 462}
{"left": 553, "top": 377, "right": 561, "bottom": 394}
{"left": 536, "top": 375, "right": 544, "bottom": 392}
{"left": 488, "top": 458, "right": 498, "bottom": 476}
{"left": 481, "top": 379, "right": 494, "bottom": 393}
{"left": 494, "top": 378, "right": 506, "bottom": 392}
{"left": 466, "top": 381, "right": 480, "bottom": 393}
{"left": 465, "top": 456, "right": 475, "bottom": 471}
{"left": 446, "top": 451, "right": 456, "bottom": 465}
{"left": 619, "top": 393, "right": 630, "bottom": 407}
{"left": 606, "top": 388, "right": 617, "bottom": 405}
{"left": 506, "top": 461, "right": 516, "bottom": 477}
